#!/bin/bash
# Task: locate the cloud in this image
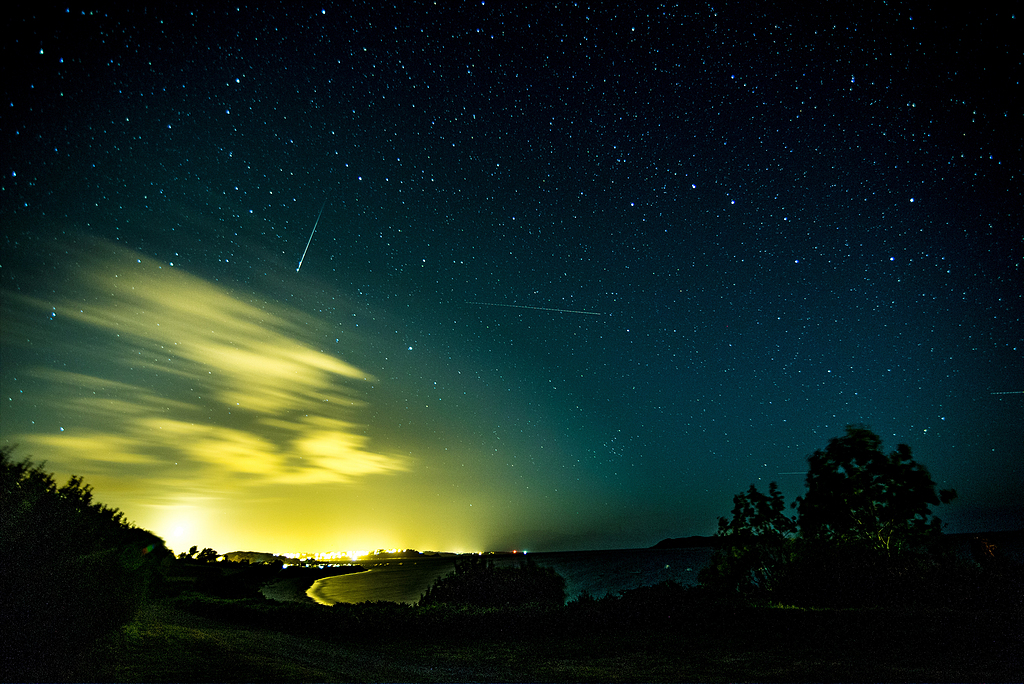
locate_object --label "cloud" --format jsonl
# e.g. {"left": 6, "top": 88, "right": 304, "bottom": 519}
{"left": 4, "top": 243, "right": 409, "bottom": 488}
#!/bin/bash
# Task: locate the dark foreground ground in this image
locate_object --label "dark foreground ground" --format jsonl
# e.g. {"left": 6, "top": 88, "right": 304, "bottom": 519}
{"left": 72, "top": 595, "right": 1021, "bottom": 683}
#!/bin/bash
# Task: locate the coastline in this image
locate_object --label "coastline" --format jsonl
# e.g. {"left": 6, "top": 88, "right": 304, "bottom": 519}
{"left": 259, "top": 566, "right": 365, "bottom": 605}
{"left": 305, "top": 569, "right": 374, "bottom": 606}
{"left": 260, "top": 576, "right": 321, "bottom": 604}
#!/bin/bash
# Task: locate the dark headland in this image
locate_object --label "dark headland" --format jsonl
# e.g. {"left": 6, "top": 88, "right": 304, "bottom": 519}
{"left": 651, "top": 535, "right": 722, "bottom": 549}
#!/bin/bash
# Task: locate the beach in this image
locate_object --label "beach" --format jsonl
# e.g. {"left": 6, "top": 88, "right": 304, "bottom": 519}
{"left": 260, "top": 566, "right": 366, "bottom": 604}
{"left": 308, "top": 557, "right": 457, "bottom": 605}
{"left": 260, "top": 576, "right": 320, "bottom": 604}
{"left": 301, "top": 548, "right": 717, "bottom": 606}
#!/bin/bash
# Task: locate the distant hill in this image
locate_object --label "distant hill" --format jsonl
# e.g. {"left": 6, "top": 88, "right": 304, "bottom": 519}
{"left": 651, "top": 536, "right": 721, "bottom": 549}
{"left": 223, "top": 551, "right": 290, "bottom": 564}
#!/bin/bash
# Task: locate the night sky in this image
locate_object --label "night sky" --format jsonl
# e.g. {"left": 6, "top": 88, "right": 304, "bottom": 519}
{"left": 2, "top": 3, "right": 1021, "bottom": 555}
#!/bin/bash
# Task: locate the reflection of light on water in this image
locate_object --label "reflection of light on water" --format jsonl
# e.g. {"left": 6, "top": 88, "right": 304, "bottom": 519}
{"left": 307, "top": 556, "right": 459, "bottom": 606}
{"left": 307, "top": 548, "right": 716, "bottom": 606}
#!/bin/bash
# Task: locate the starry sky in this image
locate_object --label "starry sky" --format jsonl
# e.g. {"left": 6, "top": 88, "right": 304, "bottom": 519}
{"left": 2, "top": 3, "right": 1021, "bottom": 555}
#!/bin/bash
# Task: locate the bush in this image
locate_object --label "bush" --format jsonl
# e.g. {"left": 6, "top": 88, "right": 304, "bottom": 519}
{"left": 699, "top": 427, "right": 967, "bottom": 608}
{"left": 419, "top": 555, "right": 566, "bottom": 609}
{"left": 0, "top": 448, "right": 169, "bottom": 679}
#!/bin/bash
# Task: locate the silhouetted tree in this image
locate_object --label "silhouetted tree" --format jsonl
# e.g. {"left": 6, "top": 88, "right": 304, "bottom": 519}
{"left": 718, "top": 481, "right": 797, "bottom": 540}
{"left": 795, "top": 425, "right": 957, "bottom": 551}
{"left": 0, "top": 447, "right": 169, "bottom": 679}
{"left": 196, "top": 547, "right": 219, "bottom": 562}
{"left": 699, "top": 482, "right": 796, "bottom": 597}
{"left": 701, "top": 426, "right": 959, "bottom": 607}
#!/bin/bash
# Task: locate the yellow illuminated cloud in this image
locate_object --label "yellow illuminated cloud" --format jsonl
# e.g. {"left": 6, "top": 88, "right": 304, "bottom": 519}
{"left": 4, "top": 244, "right": 409, "bottom": 493}
{"left": 58, "top": 258, "right": 373, "bottom": 415}
{"left": 290, "top": 415, "right": 409, "bottom": 483}
{"left": 27, "top": 432, "right": 164, "bottom": 465}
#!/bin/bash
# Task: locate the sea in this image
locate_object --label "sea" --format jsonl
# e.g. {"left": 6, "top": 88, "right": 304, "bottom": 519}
{"left": 306, "top": 547, "right": 717, "bottom": 606}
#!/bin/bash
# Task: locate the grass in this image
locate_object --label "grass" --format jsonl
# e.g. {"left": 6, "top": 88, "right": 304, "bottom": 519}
{"left": 57, "top": 557, "right": 1023, "bottom": 682}
{"left": 89, "top": 602, "right": 478, "bottom": 683}
{"left": 76, "top": 596, "right": 1022, "bottom": 683}
{"left": 399, "top": 607, "right": 1023, "bottom": 682}
{"left": 90, "top": 607, "right": 332, "bottom": 682}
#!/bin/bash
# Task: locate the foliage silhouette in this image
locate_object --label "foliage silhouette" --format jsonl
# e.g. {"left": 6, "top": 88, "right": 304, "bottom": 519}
{"left": 196, "top": 546, "right": 219, "bottom": 562}
{"left": 0, "top": 447, "right": 169, "bottom": 679}
{"left": 419, "top": 554, "right": 566, "bottom": 609}
{"left": 700, "top": 426, "right": 962, "bottom": 607}
{"left": 698, "top": 481, "right": 796, "bottom": 596}
{"left": 795, "top": 425, "right": 957, "bottom": 550}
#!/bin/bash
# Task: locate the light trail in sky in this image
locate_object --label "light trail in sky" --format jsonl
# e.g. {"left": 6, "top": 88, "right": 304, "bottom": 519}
{"left": 296, "top": 192, "right": 332, "bottom": 272}
{"left": 466, "top": 301, "right": 607, "bottom": 316}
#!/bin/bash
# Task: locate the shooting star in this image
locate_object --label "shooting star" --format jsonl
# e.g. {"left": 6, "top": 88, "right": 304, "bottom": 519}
{"left": 296, "top": 192, "right": 332, "bottom": 272}
{"left": 466, "top": 301, "right": 607, "bottom": 316}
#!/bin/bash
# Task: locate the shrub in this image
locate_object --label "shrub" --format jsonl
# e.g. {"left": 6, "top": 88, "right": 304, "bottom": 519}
{"left": 0, "top": 448, "right": 169, "bottom": 679}
{"left": 419, "top": 555, "right": 566, "bottom": 609}
{"left": 700, "top": 427, "right": 964, "bottom": 608}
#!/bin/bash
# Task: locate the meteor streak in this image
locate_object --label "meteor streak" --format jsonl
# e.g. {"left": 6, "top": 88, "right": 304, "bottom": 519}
{"left": 296, "top": 192, "right": 331, "bottom": 272}
{"left": 466, "top": 301, "right": 607, "bottom": 316}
